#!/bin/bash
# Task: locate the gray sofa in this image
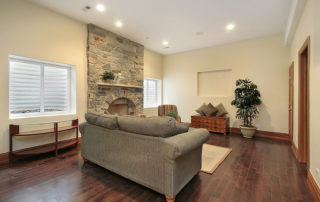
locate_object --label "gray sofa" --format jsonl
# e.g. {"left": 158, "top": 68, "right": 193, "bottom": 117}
{"left": 79, "top": 113, "right": 209, "bottom": 201}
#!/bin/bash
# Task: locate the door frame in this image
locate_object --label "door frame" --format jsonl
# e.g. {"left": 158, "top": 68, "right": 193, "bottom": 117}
{"left": 298, "top": 36, "right": 310, "bottom": 167}
{"left": 289, "top": 62, "right": 294, "bottom": 141}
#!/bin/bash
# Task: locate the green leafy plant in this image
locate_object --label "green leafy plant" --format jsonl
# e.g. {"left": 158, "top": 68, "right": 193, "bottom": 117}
{"left": 101, "top": 71, "right": 115, "bottom": 80}
{"left": 231, "top": 79, "right": 262, "bottom": 127}
{"left": 166, "top": 111, "right": 178, "bottom": 120}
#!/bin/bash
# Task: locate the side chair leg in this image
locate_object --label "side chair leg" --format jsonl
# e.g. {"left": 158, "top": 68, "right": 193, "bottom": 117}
{"left": 165, "top": 195, "right": 175, "bottom": 202}
{"left": 82, "top": 157, "right": 88, "bottom": 163}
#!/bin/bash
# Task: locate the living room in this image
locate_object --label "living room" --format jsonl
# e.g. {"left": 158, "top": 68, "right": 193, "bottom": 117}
{"left": 0, "top": 0, "right": 320, "bottom": 201}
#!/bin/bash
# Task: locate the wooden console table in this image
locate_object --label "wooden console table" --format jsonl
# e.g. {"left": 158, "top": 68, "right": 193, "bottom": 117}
{"left": 191, "top": 115, "right": 229, "bottom": 135}
{"left": 9, "top": 119, "right": 78, "bottom": 163}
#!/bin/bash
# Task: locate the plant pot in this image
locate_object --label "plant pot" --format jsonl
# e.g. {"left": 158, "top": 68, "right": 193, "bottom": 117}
{"left": 240, "top": 126, "right": 256, "bottom": 138}
{"left": 103, "top": 79, "right": 114, "bottom": 84}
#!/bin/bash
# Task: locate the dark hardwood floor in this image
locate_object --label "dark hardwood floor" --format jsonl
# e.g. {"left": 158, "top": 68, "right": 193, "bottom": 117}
{"left": 0, "top": 133, "right": 314, "bottom": 202}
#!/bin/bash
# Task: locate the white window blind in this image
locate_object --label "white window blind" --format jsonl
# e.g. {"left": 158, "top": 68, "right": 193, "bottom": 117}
{"left": 9, "top": 56, "right": 76, "bottom": 118}
{"left": 144, "top": 78, "right": 161, "bottom": 108}
{"left": 9, "top": 61, "right": 41, "bottom": 114}
{"left": 44, "top": 66, "right": 69, "bottom": 112}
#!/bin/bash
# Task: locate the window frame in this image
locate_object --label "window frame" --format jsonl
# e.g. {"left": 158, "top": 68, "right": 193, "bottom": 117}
{"left": 9, "top": 55, "right": 77, "bottom": 119}
{"left": 143, "top": 77, "right": 162, "bottom": 108}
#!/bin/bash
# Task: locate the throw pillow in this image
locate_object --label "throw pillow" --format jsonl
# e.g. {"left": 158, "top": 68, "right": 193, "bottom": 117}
{"left": 195, "top": 103, "right": 207, "bottom": 116}
{"left": 215, "top": 103, "right": 228, "bottom": 117}
{"left": 202, "top": 103, "right": 218, "bottom": 116}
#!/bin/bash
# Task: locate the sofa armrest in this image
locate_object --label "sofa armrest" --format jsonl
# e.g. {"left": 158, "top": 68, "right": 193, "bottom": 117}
{"left": 176, "top": 123, "right": 189, "bottom": 134}
{"left": 163, "top": 128, "right": 210, "bottom": 160}
{"left": 79, "top": 122, "right": 88, "bottom": 135}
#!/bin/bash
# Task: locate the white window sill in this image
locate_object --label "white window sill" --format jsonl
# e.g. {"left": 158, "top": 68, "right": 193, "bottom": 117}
{"left": 9, "top": 112, "right": 77, "bottom": 120}
{"left": 143, "top": 106, "right": 158, "bottom": 109}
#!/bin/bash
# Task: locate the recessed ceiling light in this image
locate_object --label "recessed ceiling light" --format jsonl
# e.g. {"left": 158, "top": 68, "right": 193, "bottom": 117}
{"left": 82, "top": 5, "right": 91, "bottom": 12}
{"left": 226, "top": 24, "right": 235, "bottom": 30}
{"left": 115, "top": 21, "right": 123, "bottom": 27}
{"left": 96, "top": 4, "right": 105, "bottom": 12}
{"left": 162, "top": 41, "right": 169, "bottom": 46}
{"left": 196, "top": 32, "right": 204, "bottom": 36}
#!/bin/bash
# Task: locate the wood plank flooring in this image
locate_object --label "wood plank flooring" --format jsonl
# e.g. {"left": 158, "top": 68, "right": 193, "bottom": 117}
{"left": 0, "top": 133, "right": 314, "bottom": 202}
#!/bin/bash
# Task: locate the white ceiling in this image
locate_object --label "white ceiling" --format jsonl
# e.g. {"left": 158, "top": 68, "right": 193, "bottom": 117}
{"left": 30, "top": 0, "right": 292, "bottom": 55}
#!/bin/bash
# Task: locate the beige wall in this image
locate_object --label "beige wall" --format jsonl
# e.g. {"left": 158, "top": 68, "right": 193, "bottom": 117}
{"left": 289, "top": 0, "right": 320, "bottom": 188}
{"left": 163, "top": 34, "right": 290, "bottom": 133}
{"left": 0, "top": 0, "right": 87, "bottom": 153}
{"left": 144, "top": 49, "right": 163, "bottom": 79}
{"left": 143, "top": 49, "right": 163, "bottom": 117}
{"left": 3, "top": 1, "right": 319, "bottom": 190}
{"left": 0, "top": 0, "right": 164, "bottom": 154}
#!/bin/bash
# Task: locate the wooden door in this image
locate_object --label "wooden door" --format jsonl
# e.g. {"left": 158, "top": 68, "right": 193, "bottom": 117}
{"left": 298, "top": 36, "right": 310, "bottom": 167}
{"left": 289, "top": 63, "right": 294, "bottom": 141}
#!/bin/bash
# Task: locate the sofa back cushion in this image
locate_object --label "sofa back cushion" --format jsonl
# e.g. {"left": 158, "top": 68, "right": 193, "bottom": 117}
{"left": 85, "top": 113, "right": 119, "bottom": 130}
{"left": 117, "top": 116, "right": 177, "bottom": 137}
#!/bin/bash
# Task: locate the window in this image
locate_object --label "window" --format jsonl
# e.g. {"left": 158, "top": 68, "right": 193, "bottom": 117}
{"left": 144, "top": 78, "right": 161, "bottom": 108}
{"left": 9, "top": 55, "right": 76, "bottom": 119}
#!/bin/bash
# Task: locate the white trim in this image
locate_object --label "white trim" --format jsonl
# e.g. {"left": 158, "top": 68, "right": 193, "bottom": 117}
{"left": 284, "top": 0, "right": 307, "bottom": 45}
{"left": 10, "top": 112, "right": 76, "bottom": 120}
{"left": 40, "top": 64, "right": 45, "bottom": 113}
{"left": 9, "top": 55, "right": 75, "bottom": 69}
{"left": 8, "top": 55, "right": 77, "bottom": 119}
{"left": 143, "top": 107, "right": 158, "bottom": 109}
{"left": 198, "top": 69, "right": 232, "bottom": 73}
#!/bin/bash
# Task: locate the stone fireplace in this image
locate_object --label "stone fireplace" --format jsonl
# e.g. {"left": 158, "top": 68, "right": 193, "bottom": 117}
{"left": 87, "top": 24, "right": 144, "bottom": 115}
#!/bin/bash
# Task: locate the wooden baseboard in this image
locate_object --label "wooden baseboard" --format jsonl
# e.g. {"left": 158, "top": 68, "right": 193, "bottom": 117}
{"left": 229, "top": 127, "right": 241, "bottom": 134}
{"left": 0, "top": 152, "right": 9, "bottom": 166}
{"left": 307, "top": 169, "right": 320, "bottom": 202}
{"left": 230, "top": 127, "right": 290, "bottom": 141}
{"left": 291, "top": 140, "right": 299, "bottom": 159}
{"left": 0, "top": 138, "right": 81, "bottom": 166}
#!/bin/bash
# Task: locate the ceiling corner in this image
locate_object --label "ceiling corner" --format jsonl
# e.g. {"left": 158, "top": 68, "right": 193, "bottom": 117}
{"left": 284, "top": 0, "right": 307, "bottom": 45}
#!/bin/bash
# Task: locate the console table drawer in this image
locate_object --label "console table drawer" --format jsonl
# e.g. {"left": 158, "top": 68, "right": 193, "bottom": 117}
{"left": 191, "top": 115, "right": 229, "bottom": 135}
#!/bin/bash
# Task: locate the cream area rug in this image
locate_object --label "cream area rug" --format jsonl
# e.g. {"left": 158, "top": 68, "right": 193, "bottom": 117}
{"left": 201, "top": 144, "right": 232, "bottom": 174}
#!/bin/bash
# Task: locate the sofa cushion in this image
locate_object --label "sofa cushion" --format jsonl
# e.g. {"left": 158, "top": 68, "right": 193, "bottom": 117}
{"left": 215, "top": 103, "right": 228, "bottom": 117}
{"left": 117, "top": 116, "right": 177, "bottom": 137}
{"left": 195, "top": 103, "right": 207, "bottom": 116}
{"left": 85, "top": 113, "right": 119, "bottom": 130}
{"left": 202, "top": 103, "right": 218, "bottom": 116}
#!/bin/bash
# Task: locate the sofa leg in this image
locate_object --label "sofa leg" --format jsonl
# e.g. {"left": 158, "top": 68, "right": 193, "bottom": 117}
{"left": 82, "top": 157, "right": 88, "bottom": 163}
{"left": 165, "top": 195, "right": 175, "bottom": 202}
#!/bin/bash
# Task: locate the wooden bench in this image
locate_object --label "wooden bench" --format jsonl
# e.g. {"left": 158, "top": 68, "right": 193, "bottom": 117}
{"left": 191, "top": 115, "right": 229, "bottom": 135}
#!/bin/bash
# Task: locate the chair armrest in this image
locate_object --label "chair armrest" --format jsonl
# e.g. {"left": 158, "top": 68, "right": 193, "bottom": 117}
{"left": 177, "top": 115, "right": 181, "bottom": 123}
{"left": 163, "top": 128, "right": 210, "bottom": 160}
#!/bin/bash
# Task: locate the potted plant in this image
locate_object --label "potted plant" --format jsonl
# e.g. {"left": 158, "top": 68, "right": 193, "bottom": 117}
{"left": 166, "top": 111, "right": 178, "bottom": 120}
{"left": 231, "top": 79, "right": 262, "bottom": 138}
{"left": 101, "top": 71, "right": 115, "bottom": 83}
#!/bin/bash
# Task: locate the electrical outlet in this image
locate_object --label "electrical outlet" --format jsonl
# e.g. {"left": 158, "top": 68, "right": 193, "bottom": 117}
{"left": 316, "top": 168, "right": 320, "bottom": 179}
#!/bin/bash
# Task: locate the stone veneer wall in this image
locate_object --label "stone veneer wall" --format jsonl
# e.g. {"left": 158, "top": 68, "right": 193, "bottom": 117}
{"left": 87, "top": 24, "right": 144, "bottom": 115}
